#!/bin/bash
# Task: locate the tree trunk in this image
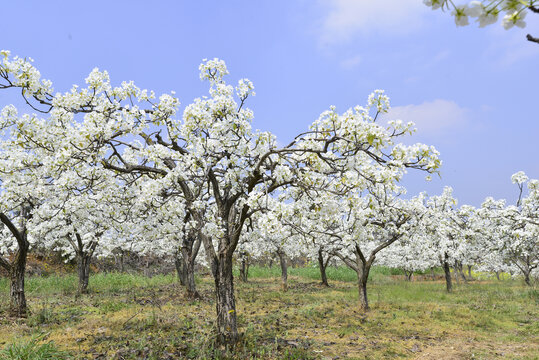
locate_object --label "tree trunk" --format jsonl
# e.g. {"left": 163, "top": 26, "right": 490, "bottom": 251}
{"left": 358, "top": 278, "right": 368, "bottom": 310}
{"left": 1, "top": 211, "right": 30, "bottom": 318}
{"left": 239, "top": 253, "right": 248, "bottom": 283}
{"left": 457, "top": 262, "right": 467, "bottom": 282}
{"left": 443, "top": 260, "right": 453, "bottom": 293}
{"left": 175, "top": 252, "right": 187, "bottom": 286}
{"left": 144, "top": 258, "right": 150, "bottom": 277}
{"left": 178, "top": 245, "right": 200, "bottom": 299}
{"left": 77, "top": 252, "right": 91, "bottom": 294}
{"left": 404, "top": 270, "right": 413, "bottom": 281}
{"left": 213, "top": 254, "right": 239, "bottom": 345}
{"left": 356, "top": 267, "right": 369, "bottom": 310}
{"left": 336, "top": 247, "right": 373, "bottom": 310}
{"left": 318, "top": 248, "right": 329, "bottom": 287}
{"left": 495, "top": 271, "right": 501, "bottom": 281}
{"left": 9, "top": 248, "right": 28, "bottom": 317}
{"left": 458, "top": 268, "right": 467, "bottom": 282}
{"left": 119, "top": 251, "right": 125, "bottom": 273}
{"left": 467, "top": 265, "right": 473, "bottom": 280}
{"left": 431, "top": 267, "right": 436, "bottom": 281}
{"left": 277, "top": 250, "right": 288, "bottom": 292}
{"left": 523, "top": 270, "right": 531, "bottom": 286}
{"left": 353, "top": 249, "right": 371, "bottom": 311}
{"left": 185, "top": 256, "right": 200, "bottom": 299}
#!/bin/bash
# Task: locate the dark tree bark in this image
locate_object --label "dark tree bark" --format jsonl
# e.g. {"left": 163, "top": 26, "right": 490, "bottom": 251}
{"left": 318, "top": 247, "right": 330, "bottom": 287}
{"left": 118, "top": 250, "right": 125, "bottom": 273}
{"left": 431, "top": 267, "right": 436, "bottom": 281}
{"left": 71, "top": 234, "right": 98, "bottom": 295}
{"left": 458, "top": 268, "right": 467, "bottom": 282}
{"left": 404, "top": 269, "right": 413, "bottom": 281}
{"left": 356, "top": 260, "right": 370, "bottom": 310}
{"left": 175, "top": 251, "right": 188, "bottom": 286}
{"left": 76, "top": 252, "right": 92, "bottom": 294}
{"left": 184, "top": 254, "right": 199, "bottom": 298}
{"left": 495, "top": 270, "right": 501, "bottom": 281}
{"left": 467, "top": 265, "right": 473, "bottom": 280}
{"left": 0, "top": 210, "right": 31, "bottom": 318}
{"left": 527, "top": 34, "right": 539, "bottom": 44}
{"left": 514, "top": 255, "right": 538, "bottom": 287}
{"left": 9, "top": 245, "right": 28, "bottom": 317}
{"left": 277, "top": 249, "right": 288, "bottom": 292}
{"left": 179, "top": 231, "right": 202, "bottom": 299}
{"left": 144, "top": 257, "right": 150, "bottom": 277}
{"left": 456, "top": 262, "right": 467, "bottom": 283}
{"left": 239, "top": 251, "right": 249, "bottom": 283}
{"left": 524, "top": 270, "right": 531, "bottom": 286}
{"left": 212, "top": 253, "right": 239, "bottom": 345}
{"left": 443, "top": 258, "right": 453, "bottom": 293}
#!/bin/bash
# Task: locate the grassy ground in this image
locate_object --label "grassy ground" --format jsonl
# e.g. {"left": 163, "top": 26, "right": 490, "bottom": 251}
{"left": 0, "top": 267, "right": 537, "bottom": 359}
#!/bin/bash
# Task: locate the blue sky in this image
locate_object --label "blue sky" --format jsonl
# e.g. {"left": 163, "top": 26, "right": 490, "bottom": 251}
{"left": 1, "top": 0, "right": 538, "bottom": 206}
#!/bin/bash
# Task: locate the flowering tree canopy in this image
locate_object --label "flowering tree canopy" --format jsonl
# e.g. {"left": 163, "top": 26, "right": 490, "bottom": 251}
{"left": 0, "top": 50, "right": 441, "bottom": 341}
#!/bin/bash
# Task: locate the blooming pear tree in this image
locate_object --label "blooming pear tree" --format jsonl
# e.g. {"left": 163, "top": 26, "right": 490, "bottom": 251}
{"left": 251, "top": 203, "right": 308, "bottom": 292}
{"left": 479, "top": 172, "right": 539, "bottom": 285}
{"left": 452, "top": 205, "right": 483, "bottom": 281}
{"left": 331, "top": 189, "right": 426, "bottom": 309}
{"left": 421, "top": 187, "right": 481, "bottom": 291}
{"left": 377, "top": 233, "right": 436, "bottom": 281}
{"left": 129, "top": 193, "right": 205, "bottom": 298}
{"left": 476, "top": 197, "right": 515, "bottom": 277}
{"left": 424, "top": 0, "right": 539, "bottom": 43}
{"left": 31, "top": 177, "right": 135, "bottom": 294}
{"left": 0, "top": 106, "right": 46, "bottom": 317}
{"left": 422, "top": 187, "right": 461, "bottom": 292}
{"left": 275, "top": 190, "right": 342, "bottom": 287}
{"left": 282, "top": 182, "right": 428, "bottom": 310}
{"left": 0, "top": 51, "right": 440, "bottom": 343}
{"left": 0, "top": 53, "right": 143, "bottom": 295}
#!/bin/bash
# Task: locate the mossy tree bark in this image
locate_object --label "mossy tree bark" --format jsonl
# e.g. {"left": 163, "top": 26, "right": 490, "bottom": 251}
{"left": 68, "top": 232, "right": 99, "bottom": 295}
{"left": 239, "top": 251, "right": 249, "bottom": 283}
{"left": 318, "top": 247, "right": 330, "bottom": 287}
{"left": 211, "top": 251, "right": 239, "bottom": 345}
{"left": 404, "top": 269, "right": 413, "bottom": 282}
{"left": 179, "top": 230, "right": 202, "bottom": 299}
{"left": 443, "top": 254, "right": 453, "bottom": 293}
{"left": 175, "top": 250, "right": 188, "bottom": 286}
{"left": 0, "top": 210, "right": 31, "bottom": 318}
{"left": 277, "top": 249, "right": 288, "bottom": 292}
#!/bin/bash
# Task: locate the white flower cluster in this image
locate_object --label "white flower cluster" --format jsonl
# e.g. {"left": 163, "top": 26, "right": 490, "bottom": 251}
{"left": 511, "top": 170, "right": 528, "bottom": 184}
{"left": 424, "top": 0, "right": 530, "bottom": 29}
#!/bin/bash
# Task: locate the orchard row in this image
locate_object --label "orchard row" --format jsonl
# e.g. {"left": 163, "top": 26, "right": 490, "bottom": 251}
{"left": 0, "top": 51, "right": 536, "bottom": 345}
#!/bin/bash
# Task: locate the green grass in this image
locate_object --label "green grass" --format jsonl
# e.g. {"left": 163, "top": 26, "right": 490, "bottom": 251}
{"left": 0, "top": 335, "right": 71, "bottom": 360}
{"left": 238, "top": 265, "right": 405, "bottom": 283}
{"left": 0, "top": 272, "right": 176, "bottom": 297}
{"left": 0, "top": 267, "right": 537, "bottom": 359}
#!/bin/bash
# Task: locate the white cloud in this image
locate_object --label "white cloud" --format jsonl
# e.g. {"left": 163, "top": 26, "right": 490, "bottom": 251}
{"left": 319, "top": 0, "right": 427, "bottom": 45}
{"left": 385, "top": 99, "right": 469, "bottom": 136}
